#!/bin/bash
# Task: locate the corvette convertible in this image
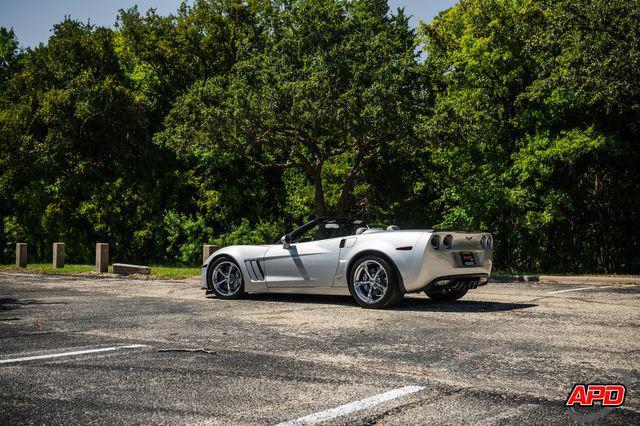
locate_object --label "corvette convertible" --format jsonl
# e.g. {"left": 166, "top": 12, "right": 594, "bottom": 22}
{"left": 202, "top": 217, "right": 493, "bottom": 308}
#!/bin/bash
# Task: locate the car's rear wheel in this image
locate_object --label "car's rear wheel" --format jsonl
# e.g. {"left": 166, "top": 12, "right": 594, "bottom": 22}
{"left": 348, "top": 255, "right": 403, "bottom": 309}
{"left": 208, "top": 257, "right": 245, "bottom": 299}
{"left": 425, "top": 285, "right": 468, "bottom": 301}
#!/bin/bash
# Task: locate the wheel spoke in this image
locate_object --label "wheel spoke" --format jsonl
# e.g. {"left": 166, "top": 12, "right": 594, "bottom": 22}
{"left": 353, "top": 259, "right": 389, "bottom": 304}
{"left": 212, "top": 261, "right": 241, "bottom": 296}
{"left": 372, "top": 281, "right": 385, "bottom": 292}
{"left": 364, "top": 262, "right": 375, "bottom": 280}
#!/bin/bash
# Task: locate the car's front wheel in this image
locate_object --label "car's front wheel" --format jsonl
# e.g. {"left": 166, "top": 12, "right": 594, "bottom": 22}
{"left": 348, "top": 255, "right": 403, "bottom": 309}
{"left": 208, "top": 257, "right": 246, "bottom": 299}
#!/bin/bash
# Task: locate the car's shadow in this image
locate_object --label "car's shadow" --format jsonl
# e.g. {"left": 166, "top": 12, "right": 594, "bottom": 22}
{"left": 239, "top": 293, "right": 354, "bottom": 307}
{"left": 395, "top": 297, "right": 536, "bottom": 312}
{"left": 236, "top": 293, "right": 536, "bottom": 313}
{"left": 0, "top": 297, "right": 68, "bottom": 312}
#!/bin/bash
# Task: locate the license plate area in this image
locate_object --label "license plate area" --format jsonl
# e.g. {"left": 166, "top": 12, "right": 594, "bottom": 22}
{"left": 460, "top": 252, "right": 476, "bottom": 266}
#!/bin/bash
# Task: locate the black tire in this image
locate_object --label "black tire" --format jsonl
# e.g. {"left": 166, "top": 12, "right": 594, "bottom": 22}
{"left": 348, "top": 255, "right": 403, "bottom": 309}
{"left": 207, "top": 256, "right": 246, "bottom": 299}
{"left": 425, "top": 285, "right": 468, "bottom": 301}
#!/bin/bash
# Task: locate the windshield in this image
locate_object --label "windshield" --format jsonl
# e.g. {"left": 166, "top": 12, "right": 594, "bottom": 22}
{"left": 282, "top": 217, "right": 366, "bottom": 244}
{"left": 294, "top": 220, "right": 363, "bottom": 243}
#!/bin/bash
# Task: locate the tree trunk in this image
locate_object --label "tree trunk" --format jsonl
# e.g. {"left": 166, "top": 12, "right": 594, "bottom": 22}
{"left": 313, "top": 167, "right": 327, "bottom": 217}
{"left": 336, "top": 148, "right": 367, "bottom": 215}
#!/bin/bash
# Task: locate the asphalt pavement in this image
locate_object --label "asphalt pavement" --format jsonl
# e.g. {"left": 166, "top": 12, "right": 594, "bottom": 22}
{"left": 1, "top": 272, "right": 638, "bottom": 425}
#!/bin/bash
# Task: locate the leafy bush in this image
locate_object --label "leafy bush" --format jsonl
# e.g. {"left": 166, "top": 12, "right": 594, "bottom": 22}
{"left": 213, "top": 219, "right": 284, "bottom": 248}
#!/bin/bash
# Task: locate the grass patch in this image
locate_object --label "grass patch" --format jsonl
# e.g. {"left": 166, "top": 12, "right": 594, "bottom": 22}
{"left": 149, "top": 266, "right": 200, "bottom": 279}
{"left": 0, "top": 263, "right": 94, "bottom": 274}
{"left": 0, "top": 263, "right": 200, "bottom": 279}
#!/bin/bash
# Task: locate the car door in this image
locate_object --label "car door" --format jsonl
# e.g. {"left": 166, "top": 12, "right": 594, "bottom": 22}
{"left": 263, "top": 237, "right": 342, "bottom": 287}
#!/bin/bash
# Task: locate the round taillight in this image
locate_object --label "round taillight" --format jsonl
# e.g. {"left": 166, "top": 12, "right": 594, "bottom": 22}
{"left": 487, "top": 235, "right": 493, "bottom": 249}
{"left": 443, "top": 234, "right": 453, "bottom": 249}
{"left": 481, "top": 235, "right": 487, "bottom": 248}
{"left": 430, "top": 235, "right": 441, "bottom": 250}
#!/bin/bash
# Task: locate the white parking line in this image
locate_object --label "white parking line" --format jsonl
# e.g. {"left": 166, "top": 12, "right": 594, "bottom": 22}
{"left": 544, "top": 287, "right": 593, "bottom": 295}
{"left": 277, "top": 385, "right": 425, "bottom": 426}
{"left": 544, "top": 286, "right": 611, "bottom": 295}
{"left": 0, "top": 344, "right": 147, "bottom": 365}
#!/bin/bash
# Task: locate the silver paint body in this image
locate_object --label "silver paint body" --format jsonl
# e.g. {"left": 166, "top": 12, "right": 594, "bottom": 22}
{"left": 201, "top": 230, "right": 493, "bottom": 295}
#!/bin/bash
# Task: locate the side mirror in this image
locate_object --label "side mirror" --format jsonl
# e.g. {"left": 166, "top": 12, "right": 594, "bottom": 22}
{"left": 281, "top": 234, "right": 292, "bottom": 249}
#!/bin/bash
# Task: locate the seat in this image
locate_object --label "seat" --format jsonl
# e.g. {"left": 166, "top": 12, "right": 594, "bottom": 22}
{"left": 355, "top": 227, "right": 368, "bottom": 235}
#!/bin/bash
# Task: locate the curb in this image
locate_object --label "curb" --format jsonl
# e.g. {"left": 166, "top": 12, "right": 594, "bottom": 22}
{"left": 491, "top": 275, "right": 539, "bottom": 283}
{"left": 490, "top": 275, "right": 640, "bottom": 285}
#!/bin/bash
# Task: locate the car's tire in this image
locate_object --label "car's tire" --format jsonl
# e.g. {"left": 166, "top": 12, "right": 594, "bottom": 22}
{"left": 425, "top": 285, "right": 468, "bottom": 301}
{"left": 207, "top": 257, "right": 246, "bottom": 299}
{"left": 348, "top": 255, "right": 403, "bottom": 309}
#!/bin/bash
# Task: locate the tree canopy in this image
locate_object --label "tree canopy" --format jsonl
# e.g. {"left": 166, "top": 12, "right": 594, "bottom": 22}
{"left": 1, "top": 0, "right": 639, "bottom": 273}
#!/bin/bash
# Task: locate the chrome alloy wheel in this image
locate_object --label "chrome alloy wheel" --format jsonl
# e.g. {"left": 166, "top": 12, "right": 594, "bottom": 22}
{"left": 353, "top": 260, "right": 389, "bottom": 304}
{"left": 212, "top": 261, "right": 242, "bottom": 296}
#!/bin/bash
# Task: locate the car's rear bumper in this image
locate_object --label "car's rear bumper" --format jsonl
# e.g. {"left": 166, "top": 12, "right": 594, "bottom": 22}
{"left": 420, "top": 273, "right": 490, "bottom": 293}
{"left": 403, "top": 231, "right": 493, "bottom": 292}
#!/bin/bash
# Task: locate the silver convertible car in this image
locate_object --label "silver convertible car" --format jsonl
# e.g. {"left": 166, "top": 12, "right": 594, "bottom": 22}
{"left": 201, "top": 217, "right": 493, "bottom": 308}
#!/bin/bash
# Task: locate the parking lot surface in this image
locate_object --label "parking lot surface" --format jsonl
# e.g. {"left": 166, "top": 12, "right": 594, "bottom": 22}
{"left": 1, "top": 272, "right": 638, "bottom": 424}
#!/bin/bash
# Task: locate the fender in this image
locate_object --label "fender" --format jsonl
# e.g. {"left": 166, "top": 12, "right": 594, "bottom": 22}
{"left": 344, "top": 249, "right": 407, "bottom": 293}
{"left": 203, "top": 245, "right": 270, "bottom": 292}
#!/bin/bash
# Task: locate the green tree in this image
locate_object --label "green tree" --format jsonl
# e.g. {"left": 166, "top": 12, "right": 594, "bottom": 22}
{"left": 2, "top": 0, "right": 639, "bottom": 272}
{"left": 0, "top": 20, "right": 180, "bottom": 262}
{"left": 0, "top": 28, "right": 20, "bottom": 91}
{"left": 160, "top": 0, "right": 422, "bottom": 217}
{"left": 417, "top": 0, "right": 640, "bottom": 272}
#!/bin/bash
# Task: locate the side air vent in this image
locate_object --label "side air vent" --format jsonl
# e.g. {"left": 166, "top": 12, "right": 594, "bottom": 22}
{"left": 251, "top": 259, "right": 264, "bottom": 280}
{"left": 244, "top": 260, "right": 258, "bottom": 281}
{"left": 244, "top": 259, "right": 265, "bottom": 281}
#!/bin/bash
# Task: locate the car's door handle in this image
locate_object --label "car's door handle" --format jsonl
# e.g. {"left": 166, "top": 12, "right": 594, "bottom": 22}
{"left": 339, "top": 239, "right": 346, "bottom": 248}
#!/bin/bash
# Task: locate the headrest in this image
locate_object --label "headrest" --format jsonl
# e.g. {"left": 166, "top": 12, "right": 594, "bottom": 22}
{"left": 386, "top": 225, "right": 399, "bottom": 231}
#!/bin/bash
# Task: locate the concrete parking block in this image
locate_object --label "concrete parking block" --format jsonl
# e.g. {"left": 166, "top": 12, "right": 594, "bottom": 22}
{"left": 96, "top": 243, "right": 109, "bottom": 273}
{"left": 53, "top": 242, "right": 65, "bottom": 268}
{"left": 112, "top": 263, "right": 151, "bottom": 275}
{"left": 15, "top": 243, "right": 27, "bottom": 268}
{"left": 203, "top": 244, "right": 219, "bottom": 263}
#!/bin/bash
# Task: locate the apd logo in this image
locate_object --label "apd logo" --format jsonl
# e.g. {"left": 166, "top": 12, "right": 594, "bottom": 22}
{"left": 565, "top": 384, "right": 626, "bottom": 407}
{"left": 565, "top": 369, "right": 632, "bottom": 422}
